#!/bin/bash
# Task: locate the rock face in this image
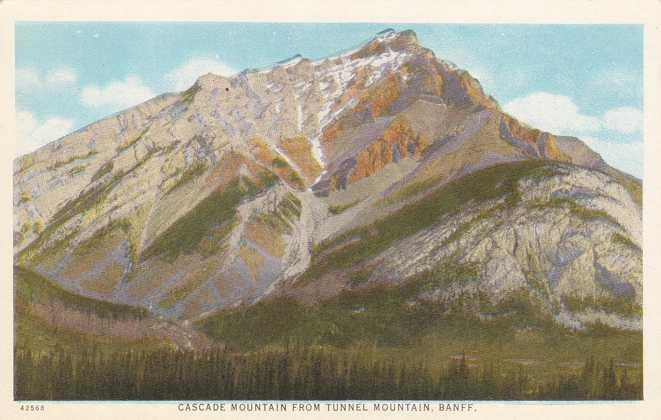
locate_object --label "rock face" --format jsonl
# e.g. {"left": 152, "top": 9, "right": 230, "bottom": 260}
{"left": 13, "top": 29, "right": 642, "bottom": 329}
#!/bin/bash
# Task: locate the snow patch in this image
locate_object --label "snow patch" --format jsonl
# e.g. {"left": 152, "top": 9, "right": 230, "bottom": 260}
{"left": 308, "top": 135, "right": 326, "bottom": 168}
{"left": 297, "top": 102, "right": 304, "bottom": 132}
{"left": 278, "top": 54, "right": 304, "bottom": 68}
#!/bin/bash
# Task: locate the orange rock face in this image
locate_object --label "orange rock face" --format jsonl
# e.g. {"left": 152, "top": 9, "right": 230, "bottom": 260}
{"left": 246, "top": 137, "right": 306, "bottom": 190}
{"left": 359, "top": 74, "right": 402, "bottom": 118}
{"left": 347, "top": 118, "right": 428, "bottom": 185}
{"left": 349, "top": 40, "right": 386, "bottom": 60}
{"left": 500, "top": 115, "right": 570, "bottom": 162}
{"left": 320, "top": 74, "right": 403, "bottom": 150}
{"left": 278, "top": 136, "right": 322, "bottom": 184}
{"left": 502, "top": 115, "right": 541, "bottom": 145}
{"left": 542, "top": 134, "right": 571, "bottom": 162}
{"left": 458, "top": 71, "right": 498, "bottom": 109}
{"left": 321, "top": 120, "right": 344, "bottom": 145}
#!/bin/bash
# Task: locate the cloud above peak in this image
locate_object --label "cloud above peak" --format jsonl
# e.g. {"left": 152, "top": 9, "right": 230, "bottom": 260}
{"left": 503, "top": 92, "right": 601, "bottom": 135}
{"left": 504, "top": 91, "right": 643, "bottom": 178}
{"left": 16, "top": 109, "right": 74, "bottom": 156}
{"left": 80, "top": 75, "right": 155, "bottom": 110}
{"left": 602, "top": 107, "right": 643, "bottom": 134}
{"left": 164, "top": 57, "right": 236, "bottom": 92}
{"left": 46, "top": 67, "right": 78, "bottom": 85}
{"left": 504, "top": 92, "right": 642, "bottom": 136}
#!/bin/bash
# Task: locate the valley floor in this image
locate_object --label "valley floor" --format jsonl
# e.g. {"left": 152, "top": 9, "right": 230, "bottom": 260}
{"left": 14, "top": 295, "right": 642, "bottom": 400}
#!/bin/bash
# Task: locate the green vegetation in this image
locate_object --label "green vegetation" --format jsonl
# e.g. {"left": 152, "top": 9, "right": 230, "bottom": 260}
{"left": 197, "top": 264, "right": 637, "bottom": 361}
{"left": 255, "top": 193, "right": 301, "bottom": 235}
{"left": 300, "top": 161, "right": 547, "bottom": 285}
{"left": 347, "top": 268, "right": 372, "bottom": 287}
{"left": 271, "top": 157, "right": 289, "bottom": 168}
{"left": 441, "top": 204, "right": 506, "bottom": 249}
{"left": 49, "top": 150, "right": 97, "bottom": 170}
{"left": 12, "top": 155, "right": 645, "bottom": 401}
{"left": 13, "top": 272, "right": 642, "bottom": 400}
{"left": 414, "top": 260, "right": 479, "bottom": 294}
{"left": 73, "top": 219, "right": 131, "bottom": 257}
{"left": 18, "top": 175, "right": 122, "bottom": 264}
{"left": 548, "top": 198, "right": 620, "bottom": 226}
{"left": 55, "top": 176, "right": 121, "bottom": 226}
{"left": 526, "top": 193, "right": 625, "bottom": 233}
{"left": 32, "top": 221, "right": 43, "bottom": 235}
{"left": 258, "top": 171, "right": 279, "bottom": 189}
{"left": 329, "top": 200, "right": 360, "bottom": 215}
{"left": 122, "top": 144, "right": 160, "bottom": 177}
{"left": 611, "top": 232, "right": 641, "bottom": 251}
{"left": 181, "top": 83, "right": 201, "bottom": 105}
{"left": 288, "top": 171, "right": 305, "bottom": 190}
{"left": 143, "top": 174, "right": 276, "bottom": 261}
{"left": 14, "top": 345, "right": 641, "bottom": 400}
{"left": 18, "top": 191, "right": 31, "bottom": 204}
{"left": 520, "top": 191, "right": 625, "bottom": 227}
{"left": 15, "top": 308, "right": 164, "bottom": 359}
{"left": 14, "top": 155, "right": 36, "bottom": 177}
{"left": 20, "top": 222, "right": 31, "bottom": 236}
{"left": 608, "top": 169, "right": 642, "bottom": 207}
{"left": 197, "top": 218, "right": 237, "bottom": 258}
{"left": 283, "top": 193, "right": 301, "bottom": 217}
{"left": 161, "top": 140, "right": 181, "bottom": 155}
{"left": 14, "top": 266, "right": 148, "bottom": 320}
{"left": 116, "top": 128, "right": 149, "bottom": 153}
{"left": 267, "top": 156, "right": 305, "bottom": 190}
{"left": 158, "top": 276, "right": 208, "bottom": 310}
{"left": 562, "top": 294, "right": 642, "bottom": 318}
{"left": 389, "top": 163, "right": 555, "bottom": 204}
{"left": 91, "top": 161, "right": 114, "bottom": 182}
{"left": 67, "top": 165, "right": 86, "bottom": 176}
{"left": 164, "top": 162, "right": 208, "bottom": 195}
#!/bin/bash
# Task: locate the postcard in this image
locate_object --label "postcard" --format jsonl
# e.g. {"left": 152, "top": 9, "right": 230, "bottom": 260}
{"left": 2, "top": 0, "right": 661, "bottom": 419}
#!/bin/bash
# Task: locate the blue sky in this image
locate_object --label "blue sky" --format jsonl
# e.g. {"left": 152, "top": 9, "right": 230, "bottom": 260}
{"left": 15, "top": 23, "right": 643, "bottom": 177}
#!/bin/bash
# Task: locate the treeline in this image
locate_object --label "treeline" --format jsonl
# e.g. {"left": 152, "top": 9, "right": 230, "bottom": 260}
{"left": 15, "top": 345, "right": 641, "bottom": 400}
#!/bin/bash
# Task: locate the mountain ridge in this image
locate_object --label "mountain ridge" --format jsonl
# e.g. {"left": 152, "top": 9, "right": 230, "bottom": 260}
{"left": 14, "top": 29, "right": 642, "bottom": 332}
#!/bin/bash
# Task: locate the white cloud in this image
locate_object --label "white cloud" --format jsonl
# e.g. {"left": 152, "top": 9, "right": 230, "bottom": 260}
{"left": 80, "top": 75, "right": 155, "bottom": 110}
{"left": 503, "top": 92, "right": 601, "bottom": 135}
{"left": 603, "top": 106, "right": 643, "bottom": 134}
{"left": 164, "top": 57, "right": 236, "bottom": 91}
{"left": 46, "top": 67, "right": 78, "bottom": 86}
{"left": 504, "top": 91, "right": 644, "bottom": 177}
{"left": 504, "top": 92, "right": 643, "bottom": 136}
{"left": 16, "top": 66, "right": 78, "bottom": 90}
{"left": 16, "top": 109, "right": 74, "bottom": 156}
{"left": 582, "top": 136, "right": 643, "bottom": 179}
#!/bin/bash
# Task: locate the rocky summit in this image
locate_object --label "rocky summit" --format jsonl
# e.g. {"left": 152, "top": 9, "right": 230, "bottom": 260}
{"left": 14, "top": 29, "right": 642, "bottom": 331}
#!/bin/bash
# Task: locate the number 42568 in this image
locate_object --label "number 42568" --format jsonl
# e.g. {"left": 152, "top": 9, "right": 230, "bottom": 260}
{"left": 19, "top": 404, "right": 45, "bottom": 412}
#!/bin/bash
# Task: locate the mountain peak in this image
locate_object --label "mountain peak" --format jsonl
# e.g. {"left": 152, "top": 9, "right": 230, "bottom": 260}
{"left": 373, "top": 28, "right": 418, "bottom": 45}
{"left": 354, "top": 28, "right": 420, "bottom": 56}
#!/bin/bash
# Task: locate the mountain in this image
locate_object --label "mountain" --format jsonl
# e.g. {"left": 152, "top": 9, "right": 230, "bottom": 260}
{"left": 13, "top": 29, "right": 642, "bottom": 334}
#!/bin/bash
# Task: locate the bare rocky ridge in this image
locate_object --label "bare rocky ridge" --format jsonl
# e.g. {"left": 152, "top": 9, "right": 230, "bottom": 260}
{"left": 14, "top": 29, "right": 642, "bottom": 330}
